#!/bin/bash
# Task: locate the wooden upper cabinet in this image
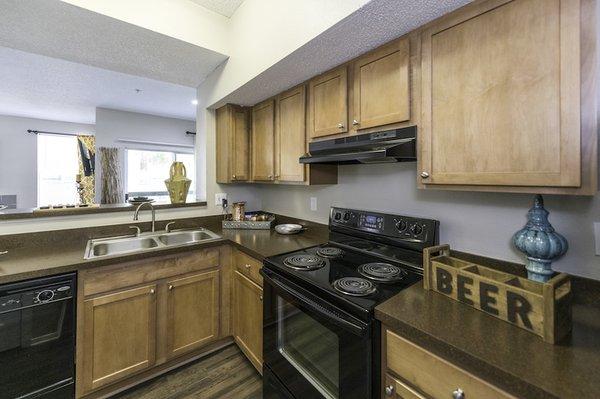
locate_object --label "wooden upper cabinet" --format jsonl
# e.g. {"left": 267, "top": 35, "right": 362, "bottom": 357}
{"left": 309, "top": 66, "right": 348, "bottom": 138}
{"left": 216, "top": 104, "right": 250, "bottom": 183}
{"left": 233, "top": 270, "right": 263, "bottom": 373}
{"left": 252, "top": 99, "right": 276, "bottom": 181}
{"left": 165, "top": 270, "right": 220, "bottom": 359}
{"left": 276, "top": 85, "right": 307, "bottom": 182}
{"left": 82, "top": 285, "right": 157, "bottom": 393}
{"left": 420, "top": 0, "right": 587, "bottom": 191}
{"left": 353, "top": 38, "right": 410, "bottom": 130}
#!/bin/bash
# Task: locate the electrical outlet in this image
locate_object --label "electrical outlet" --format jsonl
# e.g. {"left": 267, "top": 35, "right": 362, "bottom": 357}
{"left": 310, "top": 197, "right": 318, "bottom": 212}
{"left": 595, "top": 223, "right": 600, "bottom": 255}
{"left": 215, "top": 193, "right": 227, "bottom": 207}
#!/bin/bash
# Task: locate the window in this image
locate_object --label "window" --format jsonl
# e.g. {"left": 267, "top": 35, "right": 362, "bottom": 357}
{"left": 37, "top": 134, "right": 80, "bottom": 206}
{"left": 126, "top": 149, "right": 195, "bottom": 201}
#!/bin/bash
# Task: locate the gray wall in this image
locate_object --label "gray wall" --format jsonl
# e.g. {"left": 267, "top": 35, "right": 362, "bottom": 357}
{"left": 259, "top": 163, "right": 600, "bottom": 281}
{"left": 0, "top": 114, "right": 94, "bottom": 209}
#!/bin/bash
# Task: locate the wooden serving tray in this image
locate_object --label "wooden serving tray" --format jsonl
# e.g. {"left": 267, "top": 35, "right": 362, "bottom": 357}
{"left": 423, "top": 245, "right": 572, "bottom": 344}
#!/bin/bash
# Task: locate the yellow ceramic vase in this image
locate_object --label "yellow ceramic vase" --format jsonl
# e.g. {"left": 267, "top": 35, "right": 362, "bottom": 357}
{"left": 165, "top": 162, "right": 192, "bottom": 204}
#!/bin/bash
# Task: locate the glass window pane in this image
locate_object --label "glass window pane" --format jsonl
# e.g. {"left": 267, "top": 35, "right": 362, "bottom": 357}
{"left": 37, "top": 134, "right": 80, "bottom": 206}
{"left": 277, "top": 296, "right": 339, "bottom": 399}
{"left": 127, "top": 149, "right": 196, "bottom": 202}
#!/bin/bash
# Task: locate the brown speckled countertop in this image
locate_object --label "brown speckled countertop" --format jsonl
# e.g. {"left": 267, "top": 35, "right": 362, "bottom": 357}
{"left": 0, "top": 214, "right": 329, "bottom": 284}
{"left": 376, "top": 273, "right": 600, "bottom": 399}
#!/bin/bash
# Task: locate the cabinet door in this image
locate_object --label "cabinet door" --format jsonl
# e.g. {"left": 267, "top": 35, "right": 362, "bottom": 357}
{"left": 309, "top": 66, "right": 348, "bottom": 138}
{"left": 353, "top": 38, "right": 410, "bottom": 130}
{"left": 233, "top": 271, "right": 263, "bottom": 373}
{"left": 165, "top": 270, "right": 220, "bottom": 359}
{"left": 82, "top": 285, "right": 157, "bottom": 393}
{"left": 276, "top": 85, "right": 306, "bottom": 182}
{"left": 216, "top": 105, "right": 250, "bottom": 183}
{"left": 232, "top": 106, "right": 250, "bottom": 181}
{"left": 252, "top": 99, "right": 275, "bottom": 181}
{"left": 420, "top": 0, "right": 581, "bottom": 188}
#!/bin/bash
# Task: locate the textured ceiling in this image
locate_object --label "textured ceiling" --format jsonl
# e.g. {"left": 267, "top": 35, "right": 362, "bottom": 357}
{"left": 0, "top": 0, "right": 228, "bottom": 87}
{"left": 217, "top": 0, "right": 473, "bottom": 107}
{"left": 0, "top": 47, "right": 197, "bottom": 124}
{"left": 188, "top": 0, "right": 245, "bottom": 17}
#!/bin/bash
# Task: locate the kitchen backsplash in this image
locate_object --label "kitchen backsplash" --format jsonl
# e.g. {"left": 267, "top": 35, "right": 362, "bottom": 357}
{"left": 258, "top": 163, "right": 600, "bottom": 281}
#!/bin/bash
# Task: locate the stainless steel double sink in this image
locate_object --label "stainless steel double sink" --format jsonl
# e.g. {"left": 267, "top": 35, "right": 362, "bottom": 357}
{"left": 84, "top": 228, "right": 221, "bottom": 260}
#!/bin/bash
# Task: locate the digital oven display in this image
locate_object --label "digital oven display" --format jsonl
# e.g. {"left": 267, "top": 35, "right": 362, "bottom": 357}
{"left": 361, "top": 214, "right": 383, "bottom": 230}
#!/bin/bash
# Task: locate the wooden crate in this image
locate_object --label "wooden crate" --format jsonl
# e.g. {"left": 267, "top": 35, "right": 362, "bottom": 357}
{"left": 423, "top": 245, "right": 572, "bottom": 344}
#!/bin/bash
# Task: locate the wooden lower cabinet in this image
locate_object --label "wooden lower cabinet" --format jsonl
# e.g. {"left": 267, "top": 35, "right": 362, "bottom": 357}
{"left": 232, "top": 270, "right": 263, "bottom": 373}
{"left": 81, "top": 285, "right": 157, "bottom": 393}
{"left": 383, "top": 328, "right": 514, "bottom": 399}
{"left": 165, "top": 270, "right": 220, "bottom": 359}
{"left": 77, "top": 248, "right": 226, "bottom": 398}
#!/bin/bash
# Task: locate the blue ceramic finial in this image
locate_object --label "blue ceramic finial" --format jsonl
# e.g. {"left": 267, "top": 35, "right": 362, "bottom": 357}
{"left": 512, "top": 195, "right": 568, "bottom": 282}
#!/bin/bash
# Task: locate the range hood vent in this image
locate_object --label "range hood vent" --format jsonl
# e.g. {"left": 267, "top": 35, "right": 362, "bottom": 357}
{"left": 299, "top": 126, "right": 416, "bottom": 165}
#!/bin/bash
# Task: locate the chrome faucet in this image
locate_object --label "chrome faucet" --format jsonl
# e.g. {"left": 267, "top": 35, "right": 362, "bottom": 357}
{"left": 133, "top": 202, "right": 156, "bottom": 233}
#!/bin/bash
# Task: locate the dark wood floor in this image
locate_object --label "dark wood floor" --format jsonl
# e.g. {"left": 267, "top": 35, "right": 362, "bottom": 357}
{"left": 114, "top": 344, "right": 262, "bottom": 399}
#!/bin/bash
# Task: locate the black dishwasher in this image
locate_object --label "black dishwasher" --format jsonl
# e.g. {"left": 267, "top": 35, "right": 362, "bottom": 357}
{"left": 0, "top": 273, "right": 76, "bottom": 399}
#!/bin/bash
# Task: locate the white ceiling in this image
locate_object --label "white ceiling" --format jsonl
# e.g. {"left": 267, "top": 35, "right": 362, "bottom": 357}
{"left": 0, "top": 47, "right": 197, "bottom": 124}
{"left": 188, "top": 0, "right": 245, "bottom": 17}
{"left": 218, "top": 0, "right": 473, "bottom": 106}
{"left": 0, "top": 0, "right": 228, "bottom": 87}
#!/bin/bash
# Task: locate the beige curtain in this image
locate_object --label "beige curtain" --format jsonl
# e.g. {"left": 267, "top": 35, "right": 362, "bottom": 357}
{"left": 100, "top": 147, "right": 124, "bottom": 204}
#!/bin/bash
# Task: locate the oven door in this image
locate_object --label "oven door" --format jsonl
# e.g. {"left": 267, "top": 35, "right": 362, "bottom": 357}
{"left": 263, "top": 268, "right": 372, "bottom": 399}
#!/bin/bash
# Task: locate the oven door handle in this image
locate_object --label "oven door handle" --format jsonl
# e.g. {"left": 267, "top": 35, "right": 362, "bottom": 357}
{"left": 263, "top": 271, "right": 369, "bottom": 337}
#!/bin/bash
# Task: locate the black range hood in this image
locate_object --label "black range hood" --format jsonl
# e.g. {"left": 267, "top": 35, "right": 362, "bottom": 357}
{"left": 299, "top": 126, "right": 416, "bottom": 165}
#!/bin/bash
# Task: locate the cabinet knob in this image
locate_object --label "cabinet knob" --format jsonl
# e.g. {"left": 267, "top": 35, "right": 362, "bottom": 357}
{"left": 150, "top": 289, "right": 155, "bottom": 295}
{"left": 337, "top": 123, "right": 345, "bottom": 129}
{"left": 245, "top": 264, "right": 252, "bottom": 270}
{"left": 168, "top": 285, "right": 174, "bottom": 291}
{"left": 275, "top": 174, "right": 280, "bottom": 179}
{"left": 259, "top": 295, "right": 263, "bottom": 301}
{"left": 385, "top": 385, "right": 394, "bottom": 396}
{"left": 352, "top": 119, "right": 360, "bottom": 126}
{"left": 232, "top": 174, "right": 236, "bottom": 180}
{"left": 268, "top": 175, "right": 273, "bottom": 179}
{"left": 452, "top": 388, "right": 465, "bottom": 399}
{"left": 420, "top": 171, "right": 430, "bottom": 179}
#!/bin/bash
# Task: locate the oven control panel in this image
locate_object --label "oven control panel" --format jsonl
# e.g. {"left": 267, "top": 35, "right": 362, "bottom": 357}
{"left": 330, "top": 207, "right": 439, "bottom": 249}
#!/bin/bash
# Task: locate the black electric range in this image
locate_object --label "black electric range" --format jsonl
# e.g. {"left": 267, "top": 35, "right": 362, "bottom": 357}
{"left": 262, "top": 207, "right": 439, "bottom": 399}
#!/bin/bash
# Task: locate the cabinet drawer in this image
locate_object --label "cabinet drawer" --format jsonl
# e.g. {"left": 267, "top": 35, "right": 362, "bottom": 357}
{"left": 386, "top": 330, "right": 514, "bottom": 399}
{"left": 234, "top": 250, "right": 263, "bottom": 286}
{"left": 384, "top": 373, "right": 425, "bottom": 399}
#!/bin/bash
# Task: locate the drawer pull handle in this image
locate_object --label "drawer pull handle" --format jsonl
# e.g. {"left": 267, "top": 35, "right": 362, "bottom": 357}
{"left": 385, "top": 385, "right": 394, "bottom": 396}
{"left": 452, "top": 388, "right": 465, "bottom": 399}
{"left": 245, "top": 264, "right": 252, "bottom": 269}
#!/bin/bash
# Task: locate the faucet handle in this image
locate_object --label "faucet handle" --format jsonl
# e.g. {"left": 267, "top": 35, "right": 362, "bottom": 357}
{"left": 129, "top": 226, "right": 141, "bottom": 237}
{"left": 165, "top": 221, "right": 176, "bottom": 233}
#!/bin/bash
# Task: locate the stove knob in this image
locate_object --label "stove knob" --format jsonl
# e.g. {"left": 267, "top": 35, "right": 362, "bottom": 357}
{"left": 343, "top": 212, "right": 351, "bottom": 221}
{"left": 395, "top": 219, "right": 407, "bottom": 232}
{"left": 334, "top": 212, "right": 342, "bottom": 221}
{"left": 410, "top": 223, "right": 423, "bottom": 236}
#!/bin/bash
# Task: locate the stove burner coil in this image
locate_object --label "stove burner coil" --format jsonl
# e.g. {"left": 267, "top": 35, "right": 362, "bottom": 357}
{"left": 332, "top": 277, "right": 377, "bottom": 297}
{"left": 316, "top": 247, "right": 344, "bottom": 259}
{"left": 358, "top": 263, "right": 407, "bottom": 283}
{"left": 283, "top": 254, "right": 326, "bottom": 271}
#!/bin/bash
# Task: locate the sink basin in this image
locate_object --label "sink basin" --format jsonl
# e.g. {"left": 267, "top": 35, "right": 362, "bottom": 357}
{"left": 85, "top": 228, "right": 221, "bottom": 260}
{"left": 92, "top": 237, "right": 159, "bottom": 257}
{"left": 157, "top": 230, "right": 219, "bottom": 246}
